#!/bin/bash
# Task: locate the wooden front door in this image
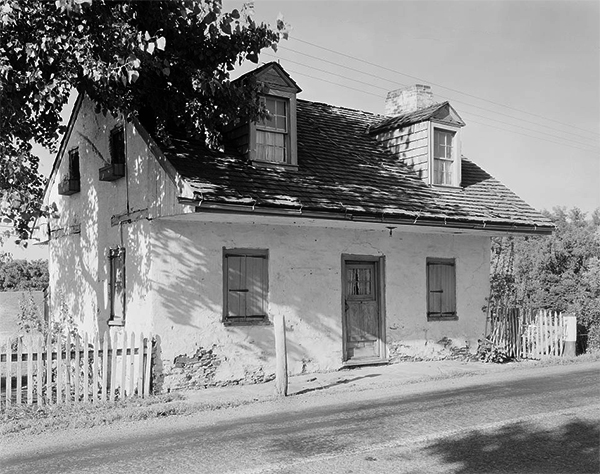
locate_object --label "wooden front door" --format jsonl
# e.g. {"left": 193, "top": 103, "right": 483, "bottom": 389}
{"left": 343, "top": 259, "right": 383, "bottom": 363}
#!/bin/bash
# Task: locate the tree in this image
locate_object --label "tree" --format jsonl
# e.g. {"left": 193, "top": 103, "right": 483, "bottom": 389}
{"left": 0, "top": 257, "right": 49, "bottom": 291}
{"left": 490, "top": 207, "right": 600, "bottom": 351}
{"left": 1, "top": 0, "right": 288, "bottom": 238}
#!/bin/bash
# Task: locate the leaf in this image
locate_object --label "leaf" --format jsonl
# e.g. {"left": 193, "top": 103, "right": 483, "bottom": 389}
{"left": 146, "top": 42, "right": 155, "bottom": 55}
{"left": 247, "top": 51, "right": 258, "bottom": 63}
{"left": 127, "top": 69, "right": 139, "bottom": 84}
{"left": 156, "top": 36, "right": 166, "bottom": 51}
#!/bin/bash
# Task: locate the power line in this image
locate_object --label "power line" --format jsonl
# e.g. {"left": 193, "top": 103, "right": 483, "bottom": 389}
{"left": 290, "top": 37, "right": 600, "bottom": 140}
{"left": 284, "top": 67, "right": 384, "bottom": 99}
{"left": 271, "top": 55, "right": 599, "bottom": 152}
{"left": 279, "top": 44, "right": 600, "bottom": 146}
{"left": 263, "top": 52, "right": 397, "bottom": 96}
{"left": 282, "top": 67, "right": 598, "bottom": 155}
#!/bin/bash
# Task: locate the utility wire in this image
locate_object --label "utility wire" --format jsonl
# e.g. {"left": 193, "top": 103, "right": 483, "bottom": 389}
{"left": 279, "top": 45, "right": 600, "bottom": 146}
{"left": 274, "top": 56, "right": 599, "bottom": 152}
{"left": 282, "top": 67, "right": 599, "bottom": 154}
{"left": 290, "top": 37, "right": 600, "bottom": 140}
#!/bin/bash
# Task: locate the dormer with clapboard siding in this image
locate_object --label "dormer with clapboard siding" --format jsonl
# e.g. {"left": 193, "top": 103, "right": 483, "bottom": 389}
{"left": 370, "top": 85, "right": 465, "bottom": 187}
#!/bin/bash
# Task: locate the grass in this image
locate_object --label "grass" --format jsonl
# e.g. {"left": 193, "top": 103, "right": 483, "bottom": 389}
{"left": 2, "top": 353, "right": 598, "bottom": 438}
{"left": 0, "top": 392, "right": 256, "bottom": 438}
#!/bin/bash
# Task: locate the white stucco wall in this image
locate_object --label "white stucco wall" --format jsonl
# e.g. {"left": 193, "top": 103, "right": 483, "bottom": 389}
{"left": 46, "top": 98, "right": 157, "bottom": 337}
{"left": 148, "top": 218, "right": 491, "bottom": 390}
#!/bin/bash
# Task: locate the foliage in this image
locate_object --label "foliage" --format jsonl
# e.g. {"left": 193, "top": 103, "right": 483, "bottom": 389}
{"left": 0, "top": 0, "right": 289, "bottom": 238}
{"left": 17, "top": 290, "right": 46, "bottom": 333}
{"left": 0, "top": 257, "right": 48, "bottom": 291}
{"left": 490, "top": 207, "right": 600, "bottom": 351}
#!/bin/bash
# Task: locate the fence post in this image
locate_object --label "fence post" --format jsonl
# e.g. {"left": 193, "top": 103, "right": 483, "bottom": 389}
{"left": 563, "top": 314, "right": 577, "bottom": 357}
{"left": 5, "top": 338, "right": 12, "bottom": 407}
{"left": 274, "top": 313, "right": 288, "bottom": 397}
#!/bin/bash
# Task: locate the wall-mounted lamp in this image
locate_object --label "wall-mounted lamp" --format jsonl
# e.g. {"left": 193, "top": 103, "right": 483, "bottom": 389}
{"left": 386, "top": 226, "right": 397, "bottom": 236}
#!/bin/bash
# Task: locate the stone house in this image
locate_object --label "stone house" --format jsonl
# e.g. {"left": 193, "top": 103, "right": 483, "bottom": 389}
{"left": 39, "top": 63, "right": 553, "bottom": 391}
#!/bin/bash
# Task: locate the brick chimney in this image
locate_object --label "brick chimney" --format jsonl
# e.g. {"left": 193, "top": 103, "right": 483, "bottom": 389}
{"left": 385, "top": 84, "right": 434, "bottom": 116}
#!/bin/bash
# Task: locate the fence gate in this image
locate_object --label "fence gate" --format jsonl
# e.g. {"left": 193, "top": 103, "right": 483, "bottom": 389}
{"left": 488, "top": 309, "right": 566, "bottom": 359}
{"left": 1, "top": 330, "right": 153, "bottom": 407}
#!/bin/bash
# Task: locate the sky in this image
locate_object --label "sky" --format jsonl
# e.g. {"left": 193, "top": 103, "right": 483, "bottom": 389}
{"left": 5, "top": 0, "right": 600, "bottom": 259}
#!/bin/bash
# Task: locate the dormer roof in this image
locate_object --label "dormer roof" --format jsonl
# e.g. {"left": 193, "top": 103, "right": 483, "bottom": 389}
{"left": 369, "top": 101, "right": 465, "bottom": 135}
{"left": 235, "top": 61, "right": 302, "bottom": 94}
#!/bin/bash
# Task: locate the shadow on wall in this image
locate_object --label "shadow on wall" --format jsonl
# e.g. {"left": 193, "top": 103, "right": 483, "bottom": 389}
{"left": 150, "top": 220, "right": 344, "bottom": 385}
{"left": 424, "top": 419, "right": 599, "bottom": 473}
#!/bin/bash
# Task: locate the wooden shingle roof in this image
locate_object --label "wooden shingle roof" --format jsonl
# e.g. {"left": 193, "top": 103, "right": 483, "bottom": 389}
{"left": 161, "top": 99, "right": 553, "bottom": 233}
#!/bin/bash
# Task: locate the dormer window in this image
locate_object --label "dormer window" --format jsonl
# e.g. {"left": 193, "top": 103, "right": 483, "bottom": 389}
{"left": 429, "top": 122, "right": 461, "bottom": 187}
{"left": 256, "top": 96, "right": 288, "bottom": 163}
{"left": 224, "top": 62, "right": 301, "bottom": 169}
{"left": 372, "top": 86, "right": 465, "bottom": 187}
{"left": 433, "top": 129, "right": 455, "bottom": 185}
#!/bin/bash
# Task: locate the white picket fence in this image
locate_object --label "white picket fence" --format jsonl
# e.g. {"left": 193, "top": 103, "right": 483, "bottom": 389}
{"left": 521, "top": 310, "right": 566, "bottom": 359}
{"left": 489, "top": 308, "right": 568, "bottom": 359}
{"left": 1, "top": 330, "right": 152, "bottom": 407}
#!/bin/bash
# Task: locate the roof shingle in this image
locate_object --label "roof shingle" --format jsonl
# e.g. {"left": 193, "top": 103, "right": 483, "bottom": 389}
{"left": 162, "top": 99, "right": 553, "bottom": 232}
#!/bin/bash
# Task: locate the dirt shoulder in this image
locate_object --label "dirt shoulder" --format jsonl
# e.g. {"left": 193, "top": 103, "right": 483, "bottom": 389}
{"left": 1, "top": 357, "right": 598, "bottom": 447}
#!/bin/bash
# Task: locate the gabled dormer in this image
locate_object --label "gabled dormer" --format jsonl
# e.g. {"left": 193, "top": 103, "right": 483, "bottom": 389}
{"left": 226, "top": 62, "right": 301, "bottom": 170}
{"left": 370, "top": 85, "right": 466, "bottom": 187}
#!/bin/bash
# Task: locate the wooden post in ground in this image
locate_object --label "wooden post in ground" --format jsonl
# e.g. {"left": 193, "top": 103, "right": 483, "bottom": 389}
{"left": 563, "top": 314, "right": 577, "bottom": 357}
{"left": 274, "top": 313, "right": 288, "bottom": 397}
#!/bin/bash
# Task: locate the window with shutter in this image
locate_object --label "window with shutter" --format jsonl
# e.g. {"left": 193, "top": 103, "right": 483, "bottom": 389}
{"left": 223, "top": 249, "right": 269, "bottom": 325}
{"left": 426, "top": 258, "right": 457, "bottom": 320}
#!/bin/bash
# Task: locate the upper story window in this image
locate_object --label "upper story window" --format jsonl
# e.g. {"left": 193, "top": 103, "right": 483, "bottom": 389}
{"left": 257, "top": 97, "right": 288, "bottom": 163}
{"left": 110, "top": 126, "right": 125, "bottom": 165}
{"left": 433, "top": 129, "right": 455, "bottom": 185}
{"left": 58, "top": 147, "right": 81, "bottom": 195}
{"left": 99, "top": 125, "right": 126, "bottom": 181}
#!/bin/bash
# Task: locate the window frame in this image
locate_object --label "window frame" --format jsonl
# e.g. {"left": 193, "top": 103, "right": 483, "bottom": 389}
{"left": 249, "top": 91, "right": 298, "bottom": 169}
{"left": 429, "top": 121, "right": 461, "bottom": 187}
{"left": 222, "top": 248, "right": 270, "bottom": 326}
{"left": 426, "top": 257, "right": 458, "bottom": 321}
{"left": 108, "top": 246, "right": 126, "bottom": 326}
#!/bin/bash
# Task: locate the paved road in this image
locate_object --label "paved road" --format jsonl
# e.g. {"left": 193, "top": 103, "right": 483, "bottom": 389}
{"left": 2, "top": 364, "right": 599, "bottom": 473}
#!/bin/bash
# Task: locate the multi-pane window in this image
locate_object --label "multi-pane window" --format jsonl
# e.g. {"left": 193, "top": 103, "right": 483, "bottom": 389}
{"left": 427, "top": 258, "right": 457, "bottom": 320}
{"left": 256, "top": 97, "right": 288, "bottom": 163}
{"left": 433, "top": 129, "right": 455, "bottom": 185}
{"left": 223, "top": 249, "right": 268, "bottom": 324}
{"left": 109, "top": 247, "right": 126, "bottom": 325}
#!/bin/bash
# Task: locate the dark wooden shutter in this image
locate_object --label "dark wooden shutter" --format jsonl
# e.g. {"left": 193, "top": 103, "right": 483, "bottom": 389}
{"left": 227, "top": 255, "right": 245, "bottom": 318}
{"left": 225, "top": 253, "right": 267, "bottom": 320}
{"left": 69, "top": 148, "right": 80, "bottom": 181}
{"left": 245, "top": 256, "right": 266, "bottom": 316}
{"left": 110, "top": 127, "right": 125, "bottom": 165}
{"left": 427, "top": 259, "right": 456, "bottom": 318}
{"left": 110, "top": 248, "right": 126, "bottom": 321}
